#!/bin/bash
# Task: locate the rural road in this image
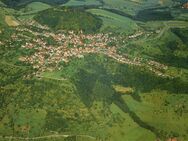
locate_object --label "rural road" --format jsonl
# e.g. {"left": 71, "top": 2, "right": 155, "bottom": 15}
{"left": 0, "top": 134, "right": 96, "bottom": 140}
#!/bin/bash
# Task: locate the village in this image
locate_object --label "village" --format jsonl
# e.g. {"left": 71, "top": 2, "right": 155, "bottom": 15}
{"left": 12, "top": 21, "right": 170, "bottom": 78}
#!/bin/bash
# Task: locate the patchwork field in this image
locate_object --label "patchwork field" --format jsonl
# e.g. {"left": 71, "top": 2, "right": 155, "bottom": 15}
{"left": 87, "top": 8, "right": 139, "bottom": 33}
{"left": 0, "top": 0, "right": 188, "bottom": 141}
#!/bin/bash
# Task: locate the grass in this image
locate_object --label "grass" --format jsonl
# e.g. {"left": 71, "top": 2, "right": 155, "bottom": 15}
{"left": 122, "top": 90, "right": 188, "bottom": 140}
{"left": 40, "top": 71, "right": 67, "bottom": 81}
{"left": 175, "top": 12, "right": 188, "bottom": 21}
{"left": 5, "top": 16, "right": 19, "bottom": 26}
{"left": 102, "top": 0, "right": 174, "bottom": 17}
{"left": 14, "top": 109, "right": 47, "bottom": 137}
{"left": 0, "top": 7, "right": 20, "bottom": 28}
{"left": 108, "top": 103, "right": 156, "bottom": 141}
{"left": 0, "top": 8, "right": 8, "bottom": 28}
{"left": 113, "top": 85, "right": 134, "bottom": 95}
{"left": 0, "top": 0, "right": 6, "bottom": 6}
{"left": 63, "top": 0, "right": 102, "bottom": 6}
{"left": 87, "top": 8, "right": 139, "bottom": 34}
{"left": 17, "top": 2, "right": 52, "bottom": 21}
{"left": 102, "top": 0, "right": 140, "bottom": 16}
{"left": 19, "top": 2, "right": 51, "bottom": 15}
{"left": 1, "top": 4, "right": 188, "bottom": 141}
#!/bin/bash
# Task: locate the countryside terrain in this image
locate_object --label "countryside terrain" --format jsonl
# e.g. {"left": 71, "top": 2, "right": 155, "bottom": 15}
{"left": 0, "top": 0, "right": 188, "bottom": 141}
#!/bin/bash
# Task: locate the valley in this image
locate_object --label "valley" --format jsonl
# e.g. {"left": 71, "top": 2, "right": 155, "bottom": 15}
{"left": 0, "top": 0, "right": 188, "bottom": 141}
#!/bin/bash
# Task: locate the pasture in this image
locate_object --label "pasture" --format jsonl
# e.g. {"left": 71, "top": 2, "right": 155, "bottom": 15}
{"left": 122, "top": 91, "right": 188, "bottom": 140}
{"left": 108, "top": 103, "right": 156, "bottom": 141}
{"left": 19, "top": 2, "right": 51, "bottom": 15}
{"left": 63, "top": 0, "right": 102, "bottom": 6}
{"left": 87, "top": 9, "right": 139, "bottom": 34}
{"left": 5, "top": 16, "right": 19, "bottom": 26}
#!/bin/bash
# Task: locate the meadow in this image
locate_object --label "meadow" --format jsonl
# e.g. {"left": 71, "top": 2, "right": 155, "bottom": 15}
{"left": 87, "top": 8, "right": 139, "bottom": 34}
{"left": 0, "top": 0, "right": 188, "bottom": 141}
{"left": 63, "top": 0, "right": 102, "bottom": 7}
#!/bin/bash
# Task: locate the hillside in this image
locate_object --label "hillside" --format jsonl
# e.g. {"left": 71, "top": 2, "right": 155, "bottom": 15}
{"left": 19, "top": 2, "right": 51, "bottom": 14}
{"left": 0, "top": 1, "right": 188, "bottom": 141}
{"left": 34, "top": 8, "right": 102, "bottom": 33}
{"left": 0, "top": 0, "right": 69, "bottom": 7}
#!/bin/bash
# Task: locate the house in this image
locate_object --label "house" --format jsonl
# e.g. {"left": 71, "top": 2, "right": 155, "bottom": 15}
{"left": 182, "top": 2, "right": 188, "bottom": 9}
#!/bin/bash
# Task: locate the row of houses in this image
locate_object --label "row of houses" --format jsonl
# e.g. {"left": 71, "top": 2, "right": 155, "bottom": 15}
{"left": 17, "top": 21, "right": 170, "bottom": 78}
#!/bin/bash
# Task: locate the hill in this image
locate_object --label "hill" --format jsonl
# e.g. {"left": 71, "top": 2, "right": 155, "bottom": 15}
{"left": 87, "top": 8, "right": 139, "bottom": 34}
{"left": 34, "top": 7, "right": 102, "bottom": 33}
{"left": 0, "top": 0, "right": 69, "bottom": 7}
{"left": 0, "top": 0, "right": 6, "bottom": 6}
{"left": 0, "top": 1, "right": 188, "bottom": 141}
{"left": 19, "top": 2, "right": 51, "bottom": 14}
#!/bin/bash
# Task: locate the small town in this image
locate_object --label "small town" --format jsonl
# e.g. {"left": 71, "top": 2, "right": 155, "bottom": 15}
{"left": 1, "top": 1, "right": 188, "bottom": 141}
{"left": 13, "top": 21, "right": 170, "bottom": 78}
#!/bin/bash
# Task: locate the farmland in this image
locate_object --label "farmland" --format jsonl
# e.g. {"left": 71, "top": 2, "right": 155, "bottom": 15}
{"left": 19, "top": 2, "right": 51, "bottom": 14}
{"left": 87, "top": 9, "right": 139, "bottom": 33}
{"left": 63, "top": 0, "right": 102, "bottom": 6}
{"left": 0, "top": 0, "right": 188, "bottom": 141}
{"left": 5, "top": 16, "right": 19, "bottom": 26}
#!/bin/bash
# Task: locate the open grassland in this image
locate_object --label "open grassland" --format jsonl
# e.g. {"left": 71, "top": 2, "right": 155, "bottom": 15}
{"left": 0, "top": 29, "right": 188, "bottom": 140}
{"left": 0, "top": 0, "right": 6, "bottom": 6}
{"left": 17, "top": 2, "right": 52, "bottom": 21}
{"left": 175, "top": 11, "right": 188, "bottom": 21}
{"left": 0, "top": 11, "right": 6, "bottom": 28}
{"left": 0, "top": 2, "right": 188, "bottom": 141}
{"left": 5, "top": 16, "right": 19, "bottom": 26}
{"left": 40, "top": 71, "right": 67, "bottom": 81}
{"left": 87, "top": 8, "right": 139, "bottom": 33}
{"left": 113, "top": 85, "right": 134, "bottom": 95}
{"left": 63, "top": 0, "right": 102, "bottom": 6}
{"left": 102, "top": 0, "right": 173, "bottom": 16}
{"left": 0, "top": 7, "right": 22, "bottom": 28}
{"left": 102, "top": 0, "right": 141, "bottom": 16}
{"left": 19, "top": 2, "right": 51, "bottom": 15}
{"left": 108, "top": 103, "right": 156, "bottom": 141}
{"left": 122, "top": 91, "right": 188, "bottom": 140}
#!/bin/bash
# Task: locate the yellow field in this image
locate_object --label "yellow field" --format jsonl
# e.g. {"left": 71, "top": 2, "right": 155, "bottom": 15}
{"left": 5, "top": 16, "right": 19, "bottom": 27}
{"left": 113, "top": 85, "right": 134, "bottom": 94}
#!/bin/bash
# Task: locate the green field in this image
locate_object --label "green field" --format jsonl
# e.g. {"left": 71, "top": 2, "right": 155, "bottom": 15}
{"left": 19, "top": 2, "right": 51, "bottom": 14}
{"left": 0, "top": 1, "right": 188, "bottom": 141}
{"left": 0, "top": 0, "right": 5, "bottom": 6}
{"left": 63, "top": 0, "right": 102, "bottom": 6}
{"left": 87, "top": 9, "right": 139, "bottom": 33}
{"left": 108, "top": 103, "right": 156, "bottom": 141}
{"left": 123, "top": 91, "right": 188, "bottom": 140}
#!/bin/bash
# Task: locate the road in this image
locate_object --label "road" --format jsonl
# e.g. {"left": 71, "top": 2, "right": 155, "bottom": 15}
{"left": 0, "top": 134, "right": 96, "bottom": 140}
{"left": 36, "top": 75, "right": 67, "bottom": 81}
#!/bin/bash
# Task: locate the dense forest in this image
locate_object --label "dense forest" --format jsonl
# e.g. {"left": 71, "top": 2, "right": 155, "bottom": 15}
{"left": 1, "top": 0, "right": 69, "bottom": 7}
{"left": 34, "top": 8, "right": 102, "bottom": 33}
